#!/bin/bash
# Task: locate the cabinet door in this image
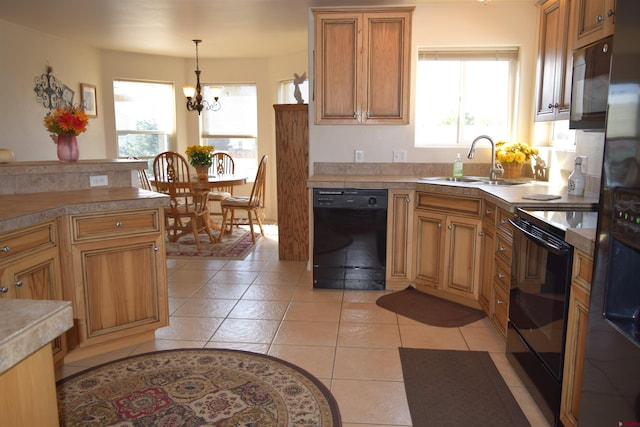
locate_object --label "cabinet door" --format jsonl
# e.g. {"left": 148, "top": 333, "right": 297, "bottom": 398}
{"left": 444, "top": 215, "right": 482, "bottom": 298}
{"left": 314, "top": 12, "right": 361, "bottom": 124}
{"left": 414, "top": 211, "right": 446, "bottom": 289}
{"left": 73, "top": 235, "right": 167, "bottom": 345}
{"left": 362, "top": 11, "right": 412, "bottom": 124}
{"left": 387, "top": 190, "right": 413, "bottom": 282}
{"left": 535, "top": 0, "right": 573, "bottom": 121}
{"left": 573, "top": 0, "right": 615, "bottom": 49}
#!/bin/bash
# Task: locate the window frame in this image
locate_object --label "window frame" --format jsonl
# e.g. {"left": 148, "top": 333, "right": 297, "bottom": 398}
{"left": 415, "top": 48, "right": 519, "bottom": 147}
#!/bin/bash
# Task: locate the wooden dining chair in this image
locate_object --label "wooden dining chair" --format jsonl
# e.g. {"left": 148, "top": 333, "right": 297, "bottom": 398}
{"left": 137, "top": 168, "right": 153, "bottom": 191}
{"left": 219, "top": 155, "right": 268, "bottom": 243}
{"left": 207, "top": 152, "right": 235, "bottom": 220}
{"left": 153, "top": 151, "right": 217, "bottom": 249}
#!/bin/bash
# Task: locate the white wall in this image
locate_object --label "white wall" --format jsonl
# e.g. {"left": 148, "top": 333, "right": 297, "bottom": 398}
{"left": 308, "top": 2, "right": 540, "bottom": 170}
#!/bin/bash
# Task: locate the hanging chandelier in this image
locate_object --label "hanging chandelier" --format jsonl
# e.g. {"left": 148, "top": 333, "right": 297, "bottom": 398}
{"left": 183, "top": 39, "right": 222, "bottom": 115}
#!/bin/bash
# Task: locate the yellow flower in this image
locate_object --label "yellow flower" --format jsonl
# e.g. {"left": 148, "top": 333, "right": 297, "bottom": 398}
{"left": 495, "top": 141, "right": 537, "bottom": 164}
{"left": 185, "top": 145, "right": 215, "bottom": 167}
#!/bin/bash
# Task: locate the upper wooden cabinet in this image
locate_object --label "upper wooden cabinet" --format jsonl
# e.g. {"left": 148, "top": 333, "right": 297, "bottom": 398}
{"left": 572, "top": 0, "right": 616, "bottom": 49}
{"left": 313, "top": 7, "right": 414, "bottom": 125}
{"left": 534, "top": 0, "right": 574, "bottom": 122}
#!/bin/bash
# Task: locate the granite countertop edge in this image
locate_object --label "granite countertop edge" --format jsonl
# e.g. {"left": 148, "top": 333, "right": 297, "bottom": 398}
{"left": 0, "top": 299, "right": 73, "bottom": 375}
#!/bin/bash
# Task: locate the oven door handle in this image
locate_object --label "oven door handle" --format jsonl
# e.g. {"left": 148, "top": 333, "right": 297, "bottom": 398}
{"left": 508, "top": 219, "right": 569, "bottom": 255}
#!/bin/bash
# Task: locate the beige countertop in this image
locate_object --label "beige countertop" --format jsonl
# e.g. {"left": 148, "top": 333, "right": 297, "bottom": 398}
{"left": 0, "top": 299, "right": 73, "bottom": 375}
{"left": 566, "top": 228, "right": 597, "bottom": 256}
{"left": 0, "top": 187, "right": 168, "bottom": 234}
{"left": 308, "top": 174, "right": 600, "bottom": 211}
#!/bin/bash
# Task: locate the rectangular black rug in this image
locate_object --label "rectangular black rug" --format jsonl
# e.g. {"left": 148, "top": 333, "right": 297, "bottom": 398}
{"left": 399, "top": 348, "right": 531, "bottom": 427}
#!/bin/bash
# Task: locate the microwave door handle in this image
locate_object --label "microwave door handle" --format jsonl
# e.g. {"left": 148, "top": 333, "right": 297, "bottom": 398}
{"left": 509, "top": 219, "right": 569, "bottom": 255}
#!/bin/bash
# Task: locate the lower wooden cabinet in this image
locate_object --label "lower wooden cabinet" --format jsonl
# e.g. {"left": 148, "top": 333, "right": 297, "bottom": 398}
{"left": 59, "top": 208, "right": 169, "bottom": 353}
{"left": 413, "top": 192, "right": 482, "bottom": 303}
{"left": 386, "top": 190, "right": 414, "bottom": 284}
{"left": 560, "top": 249, "right": 593, "bottom": 427}
{"left": 0, "top": 221, "right": 66, "bottom": 363}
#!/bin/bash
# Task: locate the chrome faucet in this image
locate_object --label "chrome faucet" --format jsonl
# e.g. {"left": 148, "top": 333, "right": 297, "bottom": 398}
{"left": 467, "top": 135, "right": 504, "bottom": 181}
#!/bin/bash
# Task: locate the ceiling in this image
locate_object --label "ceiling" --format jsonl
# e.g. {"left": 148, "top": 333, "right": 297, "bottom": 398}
{"left": 0, "top": 0, "right": 513, "bottom": 59}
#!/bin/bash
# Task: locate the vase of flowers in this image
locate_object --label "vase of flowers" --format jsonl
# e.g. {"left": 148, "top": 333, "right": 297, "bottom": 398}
{"left": 495, "top": 141, "right": 538, "bottom": 179}
{"left": 185, "top": 145, "right": 215, "bottom": 180}
{"left": 43, "top": 105, "right": 89, "bottom": 162}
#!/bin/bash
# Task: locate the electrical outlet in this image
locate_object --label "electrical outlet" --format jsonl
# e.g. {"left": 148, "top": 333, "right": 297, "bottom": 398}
{"left": 90, "top": 175, "right": 109, "bottom": 187}
{"left": 354, "top": 150, "right": 364, "bottom": 163}
{"left": 393, "top": 150, "right": 407, "bottom": 163}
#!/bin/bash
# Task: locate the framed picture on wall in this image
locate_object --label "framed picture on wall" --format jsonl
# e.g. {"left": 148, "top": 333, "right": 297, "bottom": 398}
{"left": 80, "top": 83, "right": 98, "bottom": 117}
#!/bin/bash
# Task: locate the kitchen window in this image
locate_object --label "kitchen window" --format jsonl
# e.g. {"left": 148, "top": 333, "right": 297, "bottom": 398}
{"left": 114, "top": 80, "right": 175, "bottom": 172}
{"left": 201, "top": 84, "right": 258, "bottom": 180}
{"left": 415, "top": 48, "right": 519, "bottom": 146}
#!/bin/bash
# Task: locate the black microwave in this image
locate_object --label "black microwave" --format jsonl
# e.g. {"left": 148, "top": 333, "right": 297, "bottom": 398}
{"left": 570, "top": 36, "right": 613, "bottom": 130}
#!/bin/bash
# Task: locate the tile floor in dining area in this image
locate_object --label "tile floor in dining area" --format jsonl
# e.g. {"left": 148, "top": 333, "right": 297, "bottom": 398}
{"left": 56, "top": 224, "right": 549, "bottom": 427}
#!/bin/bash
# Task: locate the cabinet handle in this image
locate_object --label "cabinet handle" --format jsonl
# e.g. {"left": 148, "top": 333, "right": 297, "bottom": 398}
{"left": 607, "top": 9, "right": 615, "bottom": 17}
{"left": 14, "top": 280, "right": 22, "bottom": 287}
{"left": 497, "top": 273, "right": 505, "bottom": 279}
{"left": 596, "top": 14, "right": 604, "bottom": 22}
{"left": 500, "top": 218, "right": 509, "bottom": 224}
{"left": 498, "top": 246, "right": 506, "bottom": 252}
{"left": 485, "top": 209, "right": 492, "bottom": 215}
{"left": 115, "top": 221, "right": 122, "bottom": 228}
{"left": 1, "top": 246, "right": 9, "bottom": 253}
{"left": 153, "top": 246, "right": 159, "bottom": 252}
{"left": 0, "top": 286, "right": 8, "bottom": 293}
{"left": 496, "top": 299, "right": 504, "bottom": 305}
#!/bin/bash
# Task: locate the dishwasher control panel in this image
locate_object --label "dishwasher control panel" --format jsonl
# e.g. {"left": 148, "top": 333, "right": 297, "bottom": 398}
{"left": 313, "top": 189, "right": 388, "bottom": 209}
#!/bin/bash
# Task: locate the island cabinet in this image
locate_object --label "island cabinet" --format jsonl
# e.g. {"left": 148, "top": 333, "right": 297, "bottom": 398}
{"left": 572, "top": 0, "right": 616, "bottom": 49}
{"left": 534, "top": 0, "right": 574, "bottom": 122}
{"left": 560, "top": 248, "right": 593, "bottom": 427}
{"left": 58, "top": 207, "right": 168, "bottom": 360}
{"left": 0, "top": 221, "right": 66, "bottom": 363}
{"left": 413, "top": 192, "right": 482, "bottom": 305}
{"left": 312, "top": 6, "right": 413, "bottom": 125}
{"left": 386, "top": 189, "right": 414, "bottom": 286}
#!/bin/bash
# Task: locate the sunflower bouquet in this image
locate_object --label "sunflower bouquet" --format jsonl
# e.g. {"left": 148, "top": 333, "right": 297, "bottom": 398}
{"left": 495, "top": 141, "right": 538, "bottom": 164}
{"left": 185, "top": 145, "right": 215, "bottom": 167}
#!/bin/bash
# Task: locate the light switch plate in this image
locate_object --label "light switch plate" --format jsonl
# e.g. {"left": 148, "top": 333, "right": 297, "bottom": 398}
{"left": 354, "top": 150, "right": 364, "bottom": 163}
{"left": 393, "top": 150, "right": 407, "bottom": 163}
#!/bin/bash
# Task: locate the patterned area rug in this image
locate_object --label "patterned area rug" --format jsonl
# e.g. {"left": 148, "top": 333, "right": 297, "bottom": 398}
{"left": 56, "top": 348, "right": 342, "bottom": 426}
{"left": 165, "top": 226, "right": 261, "bottom": 259}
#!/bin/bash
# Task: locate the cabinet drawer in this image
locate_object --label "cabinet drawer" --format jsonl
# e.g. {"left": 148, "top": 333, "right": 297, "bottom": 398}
{"left": 492, "top": 283, "right": 509, "bottom": 337}
{"left": 71, "top": 209, "right": 161, "bottom": 243}
{"left": 572, "top": 250, "right": 593, "bottom": 293}
{"left": 416, "top": 192, "right": 481, "bottom": 217}
{"left": 482, "top": 200, "right": 497, "bottom": 225}
{"left": 495, "top": 234, "right": 513, "bottom": 264}
{"left": 497, "top": 208, "right": 514, "bottom": 237}
{"left": 0, "top": 222, "right": 57, "bottom": 264}
{"left": 494, "top": 259, "right": 511, "bottom": 290}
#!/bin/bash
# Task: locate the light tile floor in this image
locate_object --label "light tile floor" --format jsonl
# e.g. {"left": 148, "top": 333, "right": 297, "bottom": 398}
{"left": 56, "top": 224, "right": 550, "bottom": 426}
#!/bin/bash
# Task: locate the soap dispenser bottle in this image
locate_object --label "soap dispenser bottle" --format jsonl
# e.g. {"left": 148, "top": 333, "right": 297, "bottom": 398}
{"left": 453, "top": 153, "right": 464, "bottom": 177}
{"left": 568, "top": 157, "right": 585, "bottom": 196}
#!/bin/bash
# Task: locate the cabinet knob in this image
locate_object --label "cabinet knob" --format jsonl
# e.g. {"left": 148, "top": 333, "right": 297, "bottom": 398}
{"left": 115, "top": 221, "right": 122, "bottom": 228}
{"left": 500, "top": 218, "right": 509, "bottom": 224}
{"left": 479, "top": 231, "right": 483, "bottom": 237}
{"left": 447, "top": 225, "right": 452, "bottom": 230}
{"left": 14, "top": 280, "right": 22, "bottom": 287}
{"left": 153, "top": 246, "right": 159, "bottom": 252}
{"left": 353, "top": 112, "right": 358, "bottom": 119}
{"left": 497, "top": 273, "right": 505, "bottom": 279}
{"left": 404, "top": 195, "right": 410, "bottom": 203}
{"left": 1, "top": 246, "right": 9, "bottom": 253}
{"left": 607, "top": 9, "right": 615, "bottom": 17}
{"left": 0, "top": 286, "right": 8, "bottom": 293}
{"left": 485, "top": 209, "right": 492, "bottom": 215}
{"left": 498, "top": 246, "right": 506, "bottom": 252}
{"left": 496, "top": 299, "right": 504, "bottom": 305}
{"left": 548, "top": 103, "right": 554, "bottom": 109}
{"left": 596, "top": 14, "right": 604, "bottom": 22}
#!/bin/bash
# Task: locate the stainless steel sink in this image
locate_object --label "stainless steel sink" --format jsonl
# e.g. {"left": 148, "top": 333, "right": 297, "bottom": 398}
{"left": 421, "top": 176, "right": 483, "bottom": 183}
{"left": 421, "top": 176, "right": 529, "bottom": 186}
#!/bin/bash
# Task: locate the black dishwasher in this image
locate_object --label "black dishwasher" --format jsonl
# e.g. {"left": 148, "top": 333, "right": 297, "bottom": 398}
{"left": 313, "top": 188, "right": 387, "bottom": 290}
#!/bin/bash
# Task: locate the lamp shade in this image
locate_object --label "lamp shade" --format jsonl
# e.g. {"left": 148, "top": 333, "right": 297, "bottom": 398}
{"left": 183, "top": 86, "right": 196, "bottom": 98}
